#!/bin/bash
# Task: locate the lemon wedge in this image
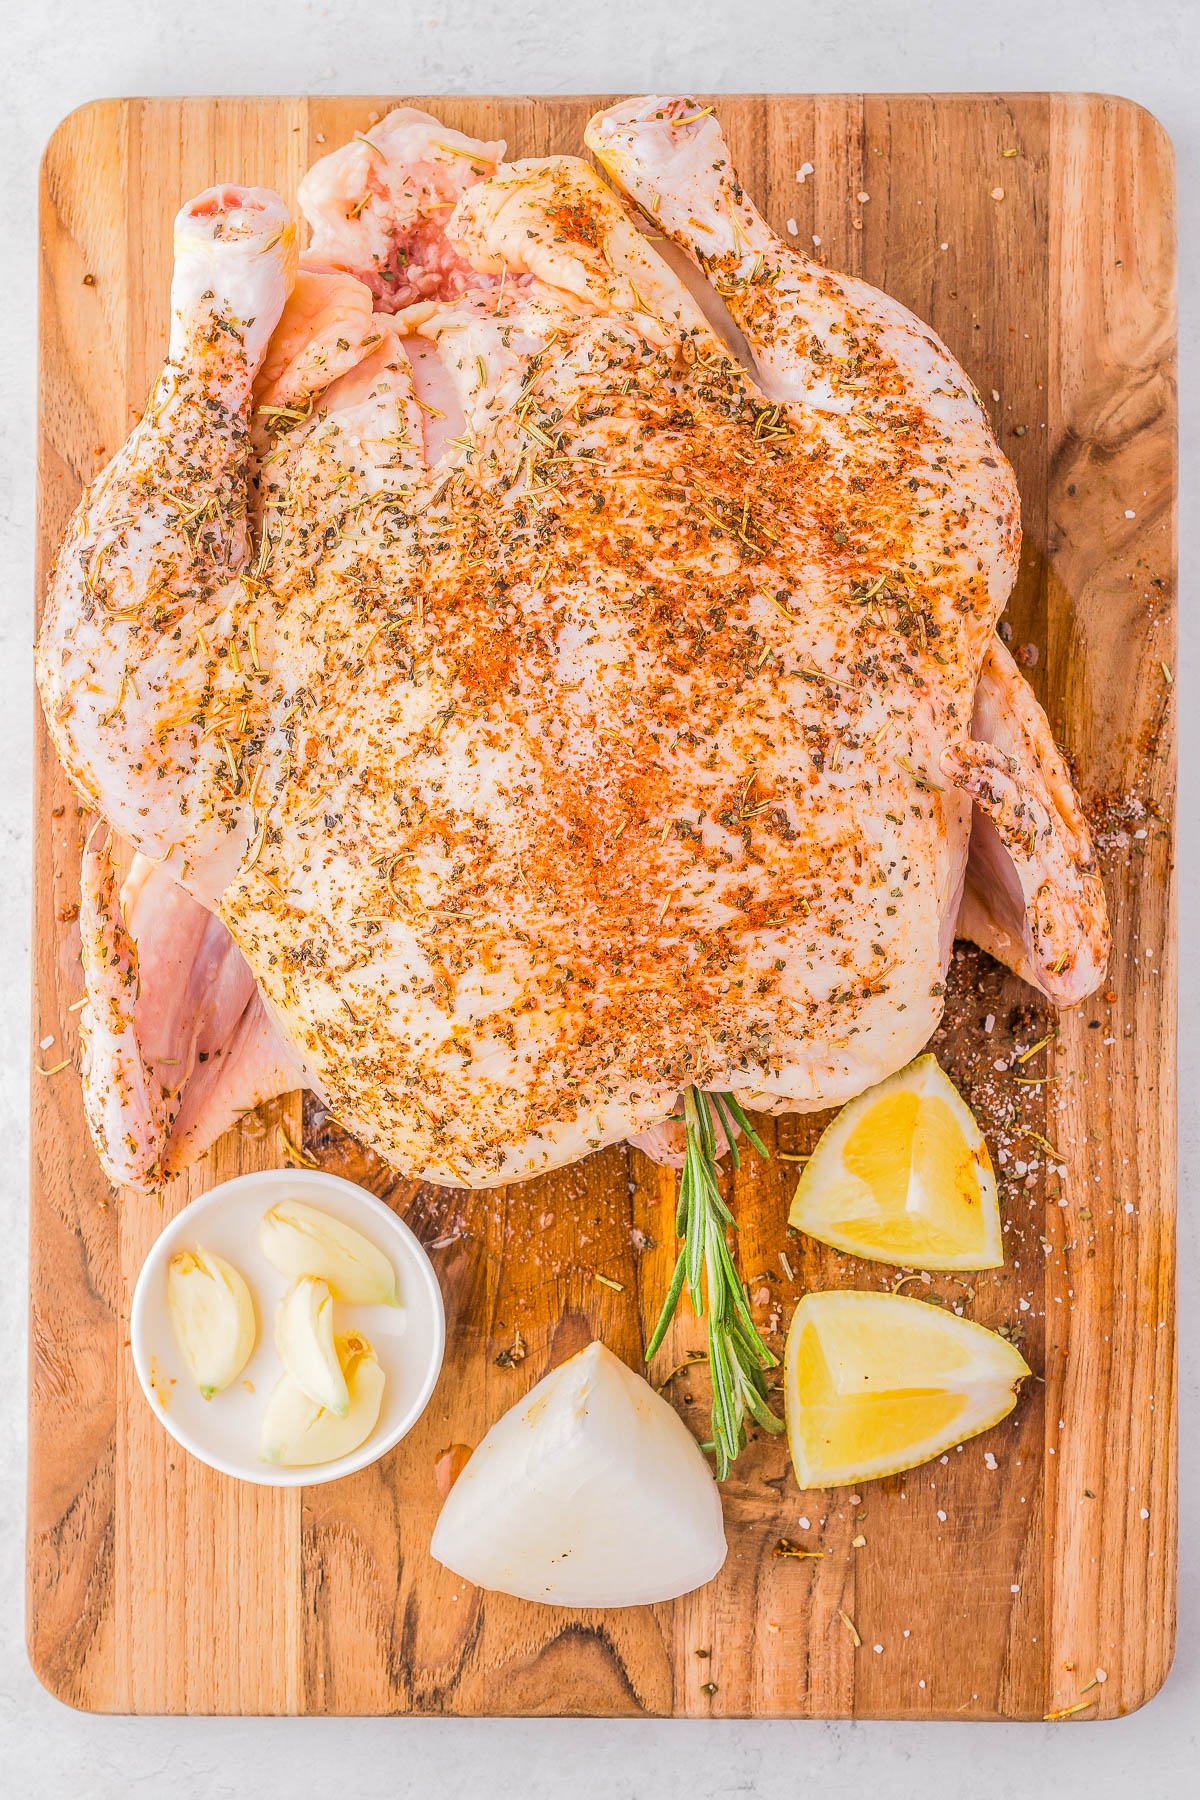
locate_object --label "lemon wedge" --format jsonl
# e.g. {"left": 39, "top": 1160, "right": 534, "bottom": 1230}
{"left": 784, "top": 1289, "right": 1030, "bottom": 1487}
{"left": 787, "top": 1054, "right": 1002, "bottom": 1269}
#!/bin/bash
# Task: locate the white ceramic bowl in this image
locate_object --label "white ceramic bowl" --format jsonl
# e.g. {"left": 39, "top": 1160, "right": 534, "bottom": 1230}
{"left": 130, "top": 1167, "right": 446, "bottom": 1486}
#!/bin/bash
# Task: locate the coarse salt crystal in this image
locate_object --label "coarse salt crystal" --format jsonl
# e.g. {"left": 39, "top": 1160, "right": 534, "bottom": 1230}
{"left": 1140, "top": 1508, "right": 1150, "bottom": 1520}
{"left": 797, "top": 162, "right": 814, "bottom": 183}
{"left": 1124, "top": 509, "right": 1136, "bottom": 518}
{"left": 798, "top": 1516, "right": 811, "bottom": 1530}
{"left": 1011, "top": 1584, "right": 1020, "bottom": 1593}
{"left": 937, "top": 1509, "right": 947, "bottom": 1522}
{"left": 812, "top": 234, "right": 822, "bottom": 248}
{"left": 984, "top": 1013, "right": 995, "bottom": 1033}
{"left": 40, "top": 1034, "right": 55, "bottom": 1050}
{"left": 984, "top": 1452, "right": 998, "bottom": 1470}
{"left": 786, "top": 218, "right": 798, "bottom": 235}
{"left": 873, "top": 1644, "right": 883, "bottom": 1654}
{"left": 991, "top": 186, "right": 1004, "bottom": 200}
{"left": 857, "top": 191, "right": 870, "bottom": 202}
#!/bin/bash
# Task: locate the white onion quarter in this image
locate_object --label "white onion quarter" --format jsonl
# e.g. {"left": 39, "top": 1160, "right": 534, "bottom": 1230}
{"left": 430, "top": 1340, "right": 727, "bottom": 1607}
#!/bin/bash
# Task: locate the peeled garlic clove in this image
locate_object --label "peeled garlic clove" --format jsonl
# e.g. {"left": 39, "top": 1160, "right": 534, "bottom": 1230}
{"left": 257, "top": 1200, "right": 398, "bottom": 1305}
{"left": 259, "top": 1330, "right": 385, "bottom": 1466}
{"left": 275, "top": 1276, "right": 349, "bottom": 1416}
{"left": 166, "top": 1246, "right": 257, "bottom": 1399}
{"left": 430, "top": 1341, "right": 727, "bottom": 1606}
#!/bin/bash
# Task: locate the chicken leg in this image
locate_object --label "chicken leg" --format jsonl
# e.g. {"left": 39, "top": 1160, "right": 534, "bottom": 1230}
{"left": 37, "top": 186, "right": 296, "bottom": 902}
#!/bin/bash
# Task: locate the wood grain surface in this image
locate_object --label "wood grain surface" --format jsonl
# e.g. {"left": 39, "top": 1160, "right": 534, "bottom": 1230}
{"left": 29, "top": 93, "right": 1176, "bottom": 1719}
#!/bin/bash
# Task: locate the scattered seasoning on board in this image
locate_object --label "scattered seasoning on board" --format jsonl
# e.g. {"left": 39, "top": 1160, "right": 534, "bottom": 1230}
{"left": 494, "top": 1329, "right": 527, "bottom": 1369}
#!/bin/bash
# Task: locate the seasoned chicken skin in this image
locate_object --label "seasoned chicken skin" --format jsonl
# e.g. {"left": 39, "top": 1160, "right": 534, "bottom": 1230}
{"left": 37, "top": 100, "right": 1109, "bottom": 1190}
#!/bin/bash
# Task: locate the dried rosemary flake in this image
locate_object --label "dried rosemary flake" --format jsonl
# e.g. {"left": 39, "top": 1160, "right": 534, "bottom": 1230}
{"left": 838, "top": 1609, "right": 863, "bottom": 1648}
{"left": 594, "top": 1272, "right": 625, "bottom": 1292}
{"left": 773, "top": 1538, "right": 824, "bottom": 1559}
{"left": 655, "top": 1350, "right": 708, "bottom": 1391}
{"left": 243, "top": 822, "right": 268, "bottom": 873}
{"left": 494, "top": 1328, "right": 527, "bottom": 1369}
{"left": 279, "top": 1120, "right": 319, "bottom": 1169}
{"left": 1043, "top": 1698, "right": 1095, "bottom": 1721}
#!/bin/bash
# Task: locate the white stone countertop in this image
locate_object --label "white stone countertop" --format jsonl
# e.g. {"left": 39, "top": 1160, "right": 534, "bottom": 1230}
{"left": 1, "top": 2, "right": 1195, "bottom": 1793}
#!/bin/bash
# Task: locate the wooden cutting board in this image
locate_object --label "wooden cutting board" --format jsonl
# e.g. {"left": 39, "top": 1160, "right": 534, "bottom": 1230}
{"left": 29, "top": 93, "right": 1176, "bottom": 1720}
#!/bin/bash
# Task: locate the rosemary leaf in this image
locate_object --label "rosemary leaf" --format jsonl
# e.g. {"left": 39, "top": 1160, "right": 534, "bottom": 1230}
{"left": 646, "top": 1250, "right": 687, "bottom": 1360}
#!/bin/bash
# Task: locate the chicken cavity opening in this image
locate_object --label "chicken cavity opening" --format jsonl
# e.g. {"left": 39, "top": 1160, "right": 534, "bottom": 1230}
{"left": 369, "top": 213, "right": 494, "bottom": 312}
{"left": 298, "top": 109, "right": 507, "bottom": 313}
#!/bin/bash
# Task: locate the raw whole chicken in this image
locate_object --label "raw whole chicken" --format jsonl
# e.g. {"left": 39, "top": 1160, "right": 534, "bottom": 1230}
{"left": 37, "top": 98, "right": 1109, "bottom": 1193}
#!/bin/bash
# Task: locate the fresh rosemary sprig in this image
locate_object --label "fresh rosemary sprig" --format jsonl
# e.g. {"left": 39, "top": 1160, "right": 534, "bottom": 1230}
{"left": 646, "top": 1086, "right": 786, "bottom": 1477}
